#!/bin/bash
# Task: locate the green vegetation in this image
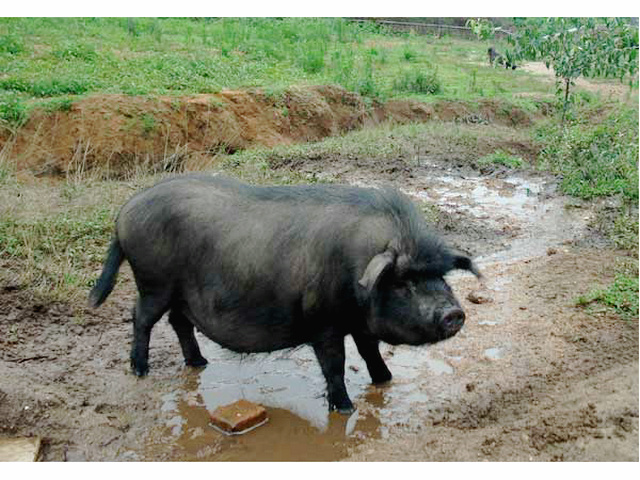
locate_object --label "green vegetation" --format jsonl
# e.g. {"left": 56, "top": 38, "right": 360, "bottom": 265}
{"left": 469, "top": 17, "right": 639, "bottom": 124}
{"left": 509, "top": 18, "right": 638, "bottom": 123}
{"left": 577, "top": 263, "right": 639, "bottom": 322}
{"left": 394, "top": 68, "right": 441, "bottom": 94}
{"left": 0, "top": 18, "right": 550, "bottom": 110}
{"left": 535, "top": 103, "right": 638, "bottom": 201}
{"left": 536, "top": 100, "right": 638, "bottom": 322}
{"left": 0, "top": 95, "right": 29, "bottom": 129}
{"left": 477, "top": 150, "right": 525, "bottom": 168}
{"left": 0, "top": 199, "right": 117, "bottom": 302}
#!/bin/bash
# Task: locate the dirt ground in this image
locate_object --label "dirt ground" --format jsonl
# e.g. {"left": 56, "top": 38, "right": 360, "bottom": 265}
{"left": 520, "top": 61, "right": 638, "bottom": 101}
{"left": 1, "top": 143, "right": 637, "bottom": 462}
{"left": 1, "top": 76, "right": 638, "bottom": 461}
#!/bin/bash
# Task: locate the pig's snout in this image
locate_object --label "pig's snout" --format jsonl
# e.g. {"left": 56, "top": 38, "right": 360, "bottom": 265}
{"left": 440, "top": 307, "right": 465, "bottom": 335}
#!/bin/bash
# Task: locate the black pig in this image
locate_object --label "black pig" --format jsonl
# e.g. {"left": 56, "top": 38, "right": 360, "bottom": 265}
{"left": 89, "top": 174, "right": 480, "bottom": 413}
{"left": 488, "top": 47, "right": 517, "bottom": 70}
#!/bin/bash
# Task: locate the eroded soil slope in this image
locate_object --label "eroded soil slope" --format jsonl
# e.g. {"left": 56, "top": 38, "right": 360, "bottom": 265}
{"left": 1, "top": 86, "right": 538, "bottom": 177}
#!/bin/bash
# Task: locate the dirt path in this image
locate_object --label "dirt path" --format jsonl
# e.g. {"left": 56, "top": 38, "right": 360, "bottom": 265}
{"left": 520, "top": 61, "right": 637, "bottom": 101}
{"left": 0, "top": 155, "right": 637, "bottom": 461}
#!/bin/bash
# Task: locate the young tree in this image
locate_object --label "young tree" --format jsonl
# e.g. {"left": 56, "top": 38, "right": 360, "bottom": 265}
{"left": 508, "top": 17, "right": 639, "bottom": 124}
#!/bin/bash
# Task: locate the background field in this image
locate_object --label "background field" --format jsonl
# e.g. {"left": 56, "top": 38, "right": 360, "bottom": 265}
{"left": 0, "top": 18, "right": 637, "bottom": 462}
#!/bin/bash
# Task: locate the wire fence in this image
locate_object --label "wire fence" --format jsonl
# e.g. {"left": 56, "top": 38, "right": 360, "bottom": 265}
{"left": 347, "top": 18, "right": 513, "bottom": 40}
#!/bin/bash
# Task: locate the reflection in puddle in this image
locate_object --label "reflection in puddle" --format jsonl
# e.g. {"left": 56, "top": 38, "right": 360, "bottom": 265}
{"left": 484, "top": 347, "right": 503, "bottom": 360}
{"left": 151, "top": 393, "right": 383, "bottom": 461}
{"left": 144, "top": 338, "right": 465, "bottom": 461}
{"left": 478, "top": 319, "right": 502, "bottom": 326}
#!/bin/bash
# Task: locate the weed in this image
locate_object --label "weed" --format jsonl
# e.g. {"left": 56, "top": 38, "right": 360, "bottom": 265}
{"left": 208, "top": 97, "right": 227, "bottom": 109}
{"left": 141, "top": 113, "right": 157, "bottom": 135}
{"left": 393, "top": 68, "right": 441, "bottom": 95}
{"left": 577, "top": 262, "right": 639, "bottom": 322}
{"left": 536, "top": 103, "right": 638, "bottom": 201}
{"left": 0, "top": 34, "right": 24, "bottom": 55}
{"left": 0, "top": 95, "right": 30, "bottom": 129}
{"left": 52, "top": 41, "right": 98, "bottom": 62}
{"left": 0, "top": 207, "right": 116, "bottom": 302}
{"left": 299, "top": 45, "right": 326, "bottom": 74}
{"left": 477, "top": 150, "right": 525, "bottom": 168}
{"left": 611, "top": 210, "right": 639, "bottom": 250}
{"left": 403, "top": 45, "right": 417, "bottom": 62}
{"left": 40, "top": 96, "right": 74, "bottom": 113}
{"left": 0, "top": 161, "right": 10, "bottom": 183}
{"left": 8, "top": 324, "right": 19, "bottom": 344}
{"left": 1, "top": 77, "right": 94, "bottom": 97}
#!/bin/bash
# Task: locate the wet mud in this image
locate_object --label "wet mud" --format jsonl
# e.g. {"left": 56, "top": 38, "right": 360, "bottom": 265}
{"left": 0, "top": 154, "right": 637, "bottom": 461}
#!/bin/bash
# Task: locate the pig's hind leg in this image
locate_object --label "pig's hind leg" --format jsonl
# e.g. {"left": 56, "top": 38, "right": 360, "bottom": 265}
{"left": 130, "top": 292, "right": 171, "bottom": 376}
{"left": 168, "top": 309, "right": 208, "bottom": 368}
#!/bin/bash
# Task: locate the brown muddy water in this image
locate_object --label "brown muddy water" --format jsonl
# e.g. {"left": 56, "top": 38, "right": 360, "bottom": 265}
{"left": 126, "top": 166, "right": 598, "bottom": 462}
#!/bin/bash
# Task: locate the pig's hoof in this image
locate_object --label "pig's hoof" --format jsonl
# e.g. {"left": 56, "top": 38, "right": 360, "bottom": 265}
{"left": 336, "top": 406, "right": 357, "bottom": 415}
{"left": 330, "top": 399, "right": 355, "bottom": 415}
{"left": 131, "top": 360, "right": 149, "bottom": 377}
{"left": 185, "top": 357, "right": 208, "bottom": 368}
{"left": 371, "top": 371, "right": 392, "bottom": 384}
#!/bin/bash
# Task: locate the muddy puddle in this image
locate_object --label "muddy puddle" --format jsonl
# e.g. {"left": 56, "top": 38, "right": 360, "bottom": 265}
{"left": 143, "top": 336, "right": 470, "bottom": 461}
{"left": 408, "top": 171, "right": 590, "bottom": 264}
{"left": 134, "top": 166, "right": 593, "bottom": 461}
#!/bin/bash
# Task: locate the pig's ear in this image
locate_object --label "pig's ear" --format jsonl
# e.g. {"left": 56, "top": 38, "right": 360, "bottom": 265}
{"left": 359, "top": 249, "right": 396, "bottom": 293}
{"left": 453, "top": 253, "right": 483, "bottom": 279}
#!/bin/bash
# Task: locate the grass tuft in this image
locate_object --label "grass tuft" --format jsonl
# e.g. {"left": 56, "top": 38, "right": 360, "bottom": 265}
{"left": 577, "top": 262, "right": 639, "bottom": 322}
{"left": 477, "top": 150, "right": 525, "bottom": 168}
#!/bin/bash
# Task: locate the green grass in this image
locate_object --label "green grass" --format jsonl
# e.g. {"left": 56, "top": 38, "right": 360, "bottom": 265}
{"left": 535, "top": 102, "right": 639, "bottom": 202}
{"left": 0, "top": 18, "right": 553, "bottom": 109}
{"left": 393, "top": 68, "right": 442, "bottom": 94}
{"left": 0, "top": 94, "right": 30, "bottom": 129}
{"left": 477, "top": 150, "right": 525, "bottom": 168}
{"left": 577, "top": 263, "right": 639, "bottom": 322}
{"left": 0, "top": 206, "right": 115, "bottom": 301}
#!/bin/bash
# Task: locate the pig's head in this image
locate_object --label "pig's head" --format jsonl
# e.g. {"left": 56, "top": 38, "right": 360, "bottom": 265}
{"left": 358, "top": 240, "right": 481, "bottom": 345}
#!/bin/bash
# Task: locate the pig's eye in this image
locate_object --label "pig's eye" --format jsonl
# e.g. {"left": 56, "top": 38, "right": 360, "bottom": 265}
{"left": 393, "top": 282, "right": 415, "bottom": 297}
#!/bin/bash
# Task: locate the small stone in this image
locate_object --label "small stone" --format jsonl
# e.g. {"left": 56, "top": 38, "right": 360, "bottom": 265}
{"left": 0, "top": 436, "right": 41, "bottom": 462}
{"left": 209, "top": 399, "right": 267, "bottom": 434}
{"left": 547, "top": 247, "right": 558, "bottom": 255}
{"left": 467, "top": 291, "right": 493, "bottom": 304}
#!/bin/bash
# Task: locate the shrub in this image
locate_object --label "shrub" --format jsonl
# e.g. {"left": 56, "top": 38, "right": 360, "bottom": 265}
{"left": 0, "top": 34, "right": 24, "bottom": 55}
{"left": 536, "top": 104, "right": 639, "bottom": 201}
{"left": 393, "top": 68, "right": 441, "bottom": 95}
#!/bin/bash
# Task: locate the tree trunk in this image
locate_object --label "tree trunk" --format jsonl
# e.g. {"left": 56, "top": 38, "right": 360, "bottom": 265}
{"left": 561, "top": 77, "right": 571, "bottom": 127}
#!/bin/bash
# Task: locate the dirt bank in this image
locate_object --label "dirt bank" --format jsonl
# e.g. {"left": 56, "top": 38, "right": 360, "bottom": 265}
{"left": 1, "top": 86, "right": 540, "bottom": 177}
